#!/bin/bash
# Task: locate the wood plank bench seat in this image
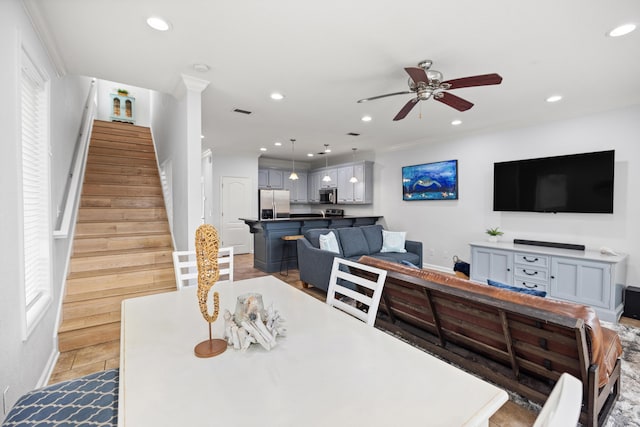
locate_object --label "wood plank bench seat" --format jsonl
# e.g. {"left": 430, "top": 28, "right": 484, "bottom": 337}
{"left": 355, "top": 256, "right": 622, "bottom": 427}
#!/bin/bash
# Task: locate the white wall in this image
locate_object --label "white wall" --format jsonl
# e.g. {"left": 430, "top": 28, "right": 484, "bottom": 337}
{"left": 0, "top": 0, "right": 89, "bottom": 420}
{"left": 374, "top": 105, "right": 640, "bottom": 285}
{"left": 96, "top": 79, "right": 150, "bottom": 127}
{"left": 150, "top": 90, "right": 189, "bottom": 249}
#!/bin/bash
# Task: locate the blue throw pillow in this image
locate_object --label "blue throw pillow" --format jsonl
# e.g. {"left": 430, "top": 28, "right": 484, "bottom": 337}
{"left": 400, "top": 260, "right": 421, "bottom": 269}
{"left": 487, "top": 279, "right": 547, "bottom": 297}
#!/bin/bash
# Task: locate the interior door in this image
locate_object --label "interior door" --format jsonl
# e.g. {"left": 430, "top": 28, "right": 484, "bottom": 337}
{"left": 221, "top": 176, "right": 252, "bottom": 254}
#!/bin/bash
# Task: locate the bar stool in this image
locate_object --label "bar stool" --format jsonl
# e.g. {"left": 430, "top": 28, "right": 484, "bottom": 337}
{"left": 280, "top": 234, "right": 304, "bottom": 276}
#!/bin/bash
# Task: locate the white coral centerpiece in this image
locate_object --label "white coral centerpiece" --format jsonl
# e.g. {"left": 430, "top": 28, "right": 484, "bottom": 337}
{"left": 223, "top": 293, "right": 286, "bottom": 351}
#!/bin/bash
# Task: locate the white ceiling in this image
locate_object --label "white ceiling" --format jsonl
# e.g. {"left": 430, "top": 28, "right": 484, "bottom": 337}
{"left": 26, "top": 0, "right": 640, "bottom": 161}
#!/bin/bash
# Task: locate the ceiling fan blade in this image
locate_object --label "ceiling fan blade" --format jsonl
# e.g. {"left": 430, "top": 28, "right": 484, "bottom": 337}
{"left": 443, "top": 73, "right": 503, "bottom": 90}
{"left": 436, "top": 92, "right": 474, "bottom": 111}
{"left": 393, "top": 98, "right": 419, "bottom": 121}
{"left": 404, "top": 67, "right": 429, "bottom": 85}
{"left": 357, "top": 91, "right": 413, "bottom": 103}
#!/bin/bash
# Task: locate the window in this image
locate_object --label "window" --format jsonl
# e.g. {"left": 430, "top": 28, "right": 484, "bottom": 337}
{"left": 21, "top": 48, "right": 52, "bottom": 337}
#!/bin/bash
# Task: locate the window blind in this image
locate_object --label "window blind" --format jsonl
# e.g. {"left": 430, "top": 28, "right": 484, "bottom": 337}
{"left": 21, "top": 50, "right": 51, "bottom": 329}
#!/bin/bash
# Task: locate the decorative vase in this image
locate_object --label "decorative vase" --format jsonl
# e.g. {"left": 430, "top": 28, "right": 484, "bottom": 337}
{"left": 488, "top": 235, "right": 498, "bottom": 243}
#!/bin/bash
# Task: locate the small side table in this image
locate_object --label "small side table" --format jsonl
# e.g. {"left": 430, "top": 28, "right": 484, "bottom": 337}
{"left": 280, "top": 235, "right": 303, "bottom": 276}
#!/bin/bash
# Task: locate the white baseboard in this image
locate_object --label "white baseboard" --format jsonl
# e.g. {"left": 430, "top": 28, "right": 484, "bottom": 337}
{"left": 37, "top": 347, "right": 60, "bottom": 388}
{"left": 422, "top": 262, "right": 455, "bottom": 275}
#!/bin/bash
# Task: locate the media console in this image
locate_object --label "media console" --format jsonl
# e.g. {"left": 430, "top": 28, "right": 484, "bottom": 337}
{"left": 469, "top": 241, "right": 628, "bottom": 323}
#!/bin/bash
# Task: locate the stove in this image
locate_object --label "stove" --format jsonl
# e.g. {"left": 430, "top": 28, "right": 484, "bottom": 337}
{"left": 324, "top": 208, "right": 344, "bottom": 217}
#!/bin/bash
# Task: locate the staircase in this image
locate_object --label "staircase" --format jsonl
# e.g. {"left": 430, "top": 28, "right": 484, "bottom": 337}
{"left": 58, "top": 120, "right": 175, "bottom": 352}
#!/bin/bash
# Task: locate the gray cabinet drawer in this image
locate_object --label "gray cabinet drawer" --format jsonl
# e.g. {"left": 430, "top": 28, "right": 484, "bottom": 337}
{"left": 513, "top": 279, "right": 547, "bottom": 293}
{"left": 514, "top": 266, "right": 549, "bottom": 282}
{"left": 515, "top": 253, "right": 549, "bottom": 268}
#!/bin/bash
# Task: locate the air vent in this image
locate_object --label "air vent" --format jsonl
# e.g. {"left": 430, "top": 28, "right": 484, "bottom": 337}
{"left": 233, "top": 108, "right": 252, "bottom": 115}
{"left": 347, "top": 132, "right": 360, "bottom": 136}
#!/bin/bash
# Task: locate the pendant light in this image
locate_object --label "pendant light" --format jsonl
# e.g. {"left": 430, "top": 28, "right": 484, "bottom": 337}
{"left": 288, "top": 138, "right": 299, "bottom": 180}
{"left": 322, "top": 144, "right": 332, "bottom": 182}
{"left": 349, "top": 148, "right": 359, "bottom": 183}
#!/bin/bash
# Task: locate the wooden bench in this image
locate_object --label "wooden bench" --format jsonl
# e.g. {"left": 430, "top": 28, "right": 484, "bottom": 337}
{"left": 355, "top": 256, "right": 622, "bottom": 427}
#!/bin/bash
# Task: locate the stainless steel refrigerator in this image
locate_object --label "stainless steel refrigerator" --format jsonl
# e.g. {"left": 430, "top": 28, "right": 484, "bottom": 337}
{"left": 259, "top": 189, "right": 290, "bottom": 219}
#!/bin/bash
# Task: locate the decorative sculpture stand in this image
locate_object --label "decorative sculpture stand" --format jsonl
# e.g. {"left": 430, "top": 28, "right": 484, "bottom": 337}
{"left": 193, "top": 224, "right": 227, "bottom": 358}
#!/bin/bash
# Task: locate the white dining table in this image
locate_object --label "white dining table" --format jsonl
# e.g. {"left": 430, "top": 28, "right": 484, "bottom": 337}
{"left": 118, "top": 275, "right": 507, "bottom": 427}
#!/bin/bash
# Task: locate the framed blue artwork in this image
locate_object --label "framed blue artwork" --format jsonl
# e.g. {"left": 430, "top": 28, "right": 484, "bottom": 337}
{"left": 402, "top": 159, "right": 458, "bottom": 201}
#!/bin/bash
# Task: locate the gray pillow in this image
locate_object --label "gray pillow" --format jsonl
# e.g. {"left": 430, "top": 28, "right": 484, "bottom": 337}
{"left": 360, "top": 224, "right": 383, "bottom": 253}
{"left": 336, "top": 227, "right": 370, "bottom": 258}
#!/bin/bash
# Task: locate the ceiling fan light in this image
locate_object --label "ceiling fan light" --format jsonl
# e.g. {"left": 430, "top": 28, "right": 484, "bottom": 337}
{"left": 426, "top": 70, "right": 443, "bottom": 82}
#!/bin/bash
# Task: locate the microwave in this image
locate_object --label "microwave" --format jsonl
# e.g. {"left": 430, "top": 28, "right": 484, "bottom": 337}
{"left": 319, "top": 188, "right": 337, "bottom": 204}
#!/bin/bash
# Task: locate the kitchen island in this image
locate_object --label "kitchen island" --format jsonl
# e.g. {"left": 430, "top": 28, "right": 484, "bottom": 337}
{"left": 241, "top": 215, "right": 382, "bottom": 273}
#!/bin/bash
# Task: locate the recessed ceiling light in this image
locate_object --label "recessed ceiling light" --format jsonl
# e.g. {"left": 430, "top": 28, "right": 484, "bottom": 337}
{"left": 546, "top": 95, "right": 563, "bottom": 103}
{"left": 193, "top": 63, "right": 210, "bottom": 73}
{"left": 607, "top": 23, "right": 636, "bottom": 37}
{"left": 307, "top": 153, "right": 314, "bottom": 157}
{"left": 260, "top": 147, "right": 267, "bottom": 152}
{"left": 146, "top": 16, "right": 171, "bottom": 31}
{"left": 361, "top": 115, "right": 372, "bottom": 122}
{"left": 274, "top": 141, "right": 282, "bottom": 146}
{"left": 270, "top": 92, "right": 284, "bottom": 100}
{"left": 451, "top": 119, "right": 462, "bottom": 126}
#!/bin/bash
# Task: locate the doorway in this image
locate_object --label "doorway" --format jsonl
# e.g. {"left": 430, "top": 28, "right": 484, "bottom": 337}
{"left": 221, "top": 176, "right": 252, "bottom": 254}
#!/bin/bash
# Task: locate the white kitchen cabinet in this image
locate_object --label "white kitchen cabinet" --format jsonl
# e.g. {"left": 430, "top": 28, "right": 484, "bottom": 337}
{"left": 470, "top": 246, "right": 513, "bottom": 285}
{"left": 308, "top": 171, "right": 322, "bottom": 202}
{"left": 317, "top": 168, "right": 337, "bottom": 188}
{"left": 336, "top": 161, "right": 373, "bottom": 204}
{"left": 283, "top": 171, "right": 308, "bottom": 203}
{"left": 469, "top": 241, "right": 627, "bottom": 322}
{"left": 258, "top": 168, "right": 285, "bottom": 189}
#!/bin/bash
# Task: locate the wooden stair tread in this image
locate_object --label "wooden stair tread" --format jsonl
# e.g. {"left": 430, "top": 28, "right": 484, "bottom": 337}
{"left": 73, "top": 230, "right": 171, "bottom": 239}
{"left": 71, "top": 246, "right": 172, "bottom": 259}
{"left": 66, "top": 262, "right": 175, "bottom": 280}
{"left": 65, "top": 279, "right": 177, "bottom": 304}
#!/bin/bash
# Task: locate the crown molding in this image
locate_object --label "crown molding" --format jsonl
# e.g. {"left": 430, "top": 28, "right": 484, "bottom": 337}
{"left": 22, "top": 0, "right": 67, "bottom": 77}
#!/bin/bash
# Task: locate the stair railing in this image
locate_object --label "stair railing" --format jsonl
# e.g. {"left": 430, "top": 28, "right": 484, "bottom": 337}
{"left": 54, "top": 78, "right": 97, "bottom": 238}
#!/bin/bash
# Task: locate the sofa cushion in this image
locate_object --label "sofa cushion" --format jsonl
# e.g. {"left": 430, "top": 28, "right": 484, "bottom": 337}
{"left": 337, "top": 227, "right": 370, "bottom": 258}
{"left": 319, "top": 231, "right": 340, "bottom": 253}
{"left": 381, "top": 230, "right": 407, "bottom": 253}
{"left": 360, "top": 224, "right": 384, "bottom": 253}
{"left": 304, "top": 228, "right": 339, "bottom": 250}
{"left": 487, "top": 279, "right": 547, "bottom": 297}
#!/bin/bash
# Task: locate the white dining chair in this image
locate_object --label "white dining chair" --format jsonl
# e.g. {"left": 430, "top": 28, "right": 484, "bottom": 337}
{"left": 326, "top": 258, "right": 387, "bottom": 326}
{"left": 172, "top": 246, "right": 234, "bottom": 290}
{"left": 533, "top": 372, "right": 583, "bottom": 427}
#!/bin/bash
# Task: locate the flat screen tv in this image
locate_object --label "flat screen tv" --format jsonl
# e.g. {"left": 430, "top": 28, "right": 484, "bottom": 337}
{"left": 493, "top": 150, "right": 614, "bottom": 213}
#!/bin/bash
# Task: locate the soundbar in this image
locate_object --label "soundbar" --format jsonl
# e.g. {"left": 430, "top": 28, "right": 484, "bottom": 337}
{"left": 513, "top": 239, "right": 585, "bottom": 251}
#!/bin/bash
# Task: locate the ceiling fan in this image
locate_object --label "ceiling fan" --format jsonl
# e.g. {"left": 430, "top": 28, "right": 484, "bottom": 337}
{"left": 357, "top": 60, "right": 502, "bottom": 121}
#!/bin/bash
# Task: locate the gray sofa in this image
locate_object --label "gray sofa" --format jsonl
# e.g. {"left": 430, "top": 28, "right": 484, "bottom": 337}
{"left": 297, "top": 224, "right": 422, "bottom": 291}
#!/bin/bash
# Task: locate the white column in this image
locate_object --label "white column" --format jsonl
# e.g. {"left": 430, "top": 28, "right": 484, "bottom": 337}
{"left": 181, "top": 74, "right": 209, "bottom": 250}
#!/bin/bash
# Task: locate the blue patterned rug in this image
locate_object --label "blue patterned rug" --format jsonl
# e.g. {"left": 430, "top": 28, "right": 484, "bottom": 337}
{"left": 2, "top": 369, "right": 118, "bottom": 427}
